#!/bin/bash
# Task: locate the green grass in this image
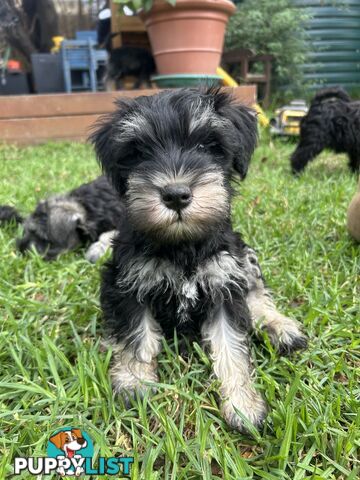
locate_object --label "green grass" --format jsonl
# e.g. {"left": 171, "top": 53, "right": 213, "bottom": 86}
{"left": 0, "top": 137, "right": 359, "bottom": 479}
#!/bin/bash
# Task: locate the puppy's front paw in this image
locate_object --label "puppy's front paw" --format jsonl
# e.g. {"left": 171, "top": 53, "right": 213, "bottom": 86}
{"left": 111, "top": 363, "right": 158, "bottom": 403}
{"left": 263, "top": 315, "right": 308, "bottom": 355}
{"left": 57, "top": 467, "right": 66, "bottom": 477}
{"left": 221, "top": 390, "right": 267, "bottom": 433}
{"left": 278, "top": 329, "right": 308, "bottom": 356}
{"left": 85, "top": 240, "right": 108, "bottom": 263}
{"left": 114, "top": 383, "right": 157, "bottom": 408}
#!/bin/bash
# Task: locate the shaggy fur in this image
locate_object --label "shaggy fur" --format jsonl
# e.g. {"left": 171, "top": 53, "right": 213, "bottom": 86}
{"left": 91, "top": 88, "right": 307, "bottom": 432}
{"left": 291, "top": 87, "right": 360, "bottom": 174}
{"left": 0, "top": 176, "right": 124, "bottom": 261}
{"left": 105, "top": 46, "right": 156, "bottom": 90}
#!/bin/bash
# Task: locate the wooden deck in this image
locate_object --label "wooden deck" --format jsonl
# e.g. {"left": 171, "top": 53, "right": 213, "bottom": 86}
{"left": 0, "top": 86, "right": 257, "bottom": 145}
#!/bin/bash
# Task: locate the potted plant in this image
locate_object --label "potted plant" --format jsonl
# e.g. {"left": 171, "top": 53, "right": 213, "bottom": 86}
{"left": 114, "top": 0, "right": 236, "bottom": 86}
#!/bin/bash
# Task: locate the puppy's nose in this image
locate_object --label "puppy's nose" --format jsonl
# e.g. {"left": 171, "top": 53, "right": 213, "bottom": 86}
{"left": 161, "top": 184, "right": 192, "bottom": 211}
{"left": 77, "top": 437, "right": 86, "bottom": 445}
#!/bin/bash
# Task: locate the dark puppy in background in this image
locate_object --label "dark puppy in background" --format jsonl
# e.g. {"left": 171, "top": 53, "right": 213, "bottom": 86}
{"left": 0, "top": 176, "right": 123, "bottom": 262}
{"left": 91, "top": 88, "right": 307, "bottom": 432}
{"left": 105, "top": 46, "right": 156, "bottom": 90}
{"left": 291, "top": 87, "right": 360, "bottom": 174}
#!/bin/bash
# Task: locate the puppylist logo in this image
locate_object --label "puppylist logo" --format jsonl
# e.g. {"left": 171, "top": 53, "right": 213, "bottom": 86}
{"left": 13, "top": 426, "right": 134, "bottom": 477}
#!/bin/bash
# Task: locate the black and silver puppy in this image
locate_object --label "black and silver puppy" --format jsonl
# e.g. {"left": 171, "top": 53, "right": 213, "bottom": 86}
{"left": 291, "top": 87, "right": 360, "bottom": 174}
{"left": 91, "top": 89, "right": 307, "bottom": 431}
{"left": 105, "top": 46, "right": 156, "bottom": 91}
{"left": 0, "top": 176, "right": 123, "bottom": 261}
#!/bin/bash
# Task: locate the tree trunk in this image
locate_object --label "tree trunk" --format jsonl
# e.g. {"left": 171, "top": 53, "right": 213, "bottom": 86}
{"left": 0, "top": 0, "right": 59, "bottom": 70}
{"left": 23, "top": 0, "right": 60, "bottom": 52}
{"left": 0, "top": 0, "right": 36, "bottom": 70}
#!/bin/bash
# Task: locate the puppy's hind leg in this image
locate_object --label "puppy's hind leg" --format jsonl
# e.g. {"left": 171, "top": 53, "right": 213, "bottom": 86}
{"left": 109, "top": 307, "right": 163, "bottom": 400}
{"left": 244, "top": 248, "right": 307, "bottom": 355}
{"left": 348, "top": 149, "right": 360, "bottom": 174}
{"left": 133, "top": 72, "right": 144, "bottom": 89}
{"left": 105, "top": 76, "right": 117, "bottom": 92}
{"left": 202, "top": 302, "right": 267, "bottom": 432}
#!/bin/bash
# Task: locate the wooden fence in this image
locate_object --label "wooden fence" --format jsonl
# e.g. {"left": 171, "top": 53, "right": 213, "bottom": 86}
{"left": 0, "top": 86, "right": 256, "bottom": 145}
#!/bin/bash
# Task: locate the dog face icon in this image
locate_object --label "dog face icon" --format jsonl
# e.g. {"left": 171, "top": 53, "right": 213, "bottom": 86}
{"left": 49, "top": 428, "right": 87, "bottom": 458}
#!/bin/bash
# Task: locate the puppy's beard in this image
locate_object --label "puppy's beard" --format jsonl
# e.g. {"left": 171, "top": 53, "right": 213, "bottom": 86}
{"left": 127, "top": 168, "right": 229, "bottom": 242}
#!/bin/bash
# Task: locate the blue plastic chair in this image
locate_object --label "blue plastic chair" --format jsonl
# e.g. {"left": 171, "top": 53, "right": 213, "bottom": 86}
{"left": 75, "top": 31, "right": 98, "bottom": 43}
{"left": 61, "top": 39, "right": 96, "bottom": 92}
{"left": 61, "top": 39, "right": 107, "bottom": 92}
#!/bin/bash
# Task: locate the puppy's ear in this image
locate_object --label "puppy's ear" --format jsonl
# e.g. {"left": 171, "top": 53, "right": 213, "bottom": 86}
{"left": 49, "top": 432, "right": 64, "bottom": 450}
{"left": 89, "top": 99, "right": 134, "bottom": 196}
{"left": 213, "top": 91, "right": 258, "bottom": 179}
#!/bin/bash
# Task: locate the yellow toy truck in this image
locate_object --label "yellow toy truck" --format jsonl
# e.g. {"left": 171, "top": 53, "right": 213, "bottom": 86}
{"left": 270, "top": 100, "right": 308, "bottom": 136}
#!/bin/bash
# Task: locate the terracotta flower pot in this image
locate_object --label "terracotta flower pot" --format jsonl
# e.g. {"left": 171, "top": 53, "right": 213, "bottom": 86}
{"left": 140, "top": 0, "right": 236, "bottom": 75}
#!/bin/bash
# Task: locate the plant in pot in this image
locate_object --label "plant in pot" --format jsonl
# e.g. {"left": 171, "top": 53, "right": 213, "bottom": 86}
{"left": 114, "top": 0, "right": 236, "bottom": 87}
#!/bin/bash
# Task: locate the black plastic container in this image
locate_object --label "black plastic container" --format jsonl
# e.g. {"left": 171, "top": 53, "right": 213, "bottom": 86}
{"left": 31, "top": 53, "right": 65, "bottom": 93}
{"left": 0, "top": 71, "right": 30, "bottom": 95}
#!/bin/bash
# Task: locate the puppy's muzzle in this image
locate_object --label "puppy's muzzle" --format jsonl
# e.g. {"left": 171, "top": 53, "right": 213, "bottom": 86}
{"left": 161, "top": 184, "right": 192, "bottom": 211}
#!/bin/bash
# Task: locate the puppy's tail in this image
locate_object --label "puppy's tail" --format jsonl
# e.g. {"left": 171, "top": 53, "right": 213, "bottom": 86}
{"left": 311, "top": 87, "right": 351, "bottom": 106}
{"left": 0, "top": 205, "right": 23, "bottom": 225}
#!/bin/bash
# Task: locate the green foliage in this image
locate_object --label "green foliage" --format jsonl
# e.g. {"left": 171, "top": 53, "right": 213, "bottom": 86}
{"left": 113, "top": 0, "right": 176, "bottom": 14}
{"left": 0, "top": 140, "right": 359, "bottom": 478}
{"left": 225, "top": 0, "right": 310, "bottom": 93}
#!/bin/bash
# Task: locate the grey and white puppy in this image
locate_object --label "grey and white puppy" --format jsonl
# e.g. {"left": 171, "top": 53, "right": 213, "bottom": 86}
{"left": 0, "top": 176, "right": 123, "bottom": 262}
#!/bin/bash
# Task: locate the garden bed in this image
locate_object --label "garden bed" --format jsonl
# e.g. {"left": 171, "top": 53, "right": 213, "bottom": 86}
{"left": 0, "top": 86, "right": 256, "bottom": 145}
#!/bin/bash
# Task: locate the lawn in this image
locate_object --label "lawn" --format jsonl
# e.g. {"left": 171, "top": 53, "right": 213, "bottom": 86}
{"left": 0, "top": 136, "right": 359, "bottom": 479}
